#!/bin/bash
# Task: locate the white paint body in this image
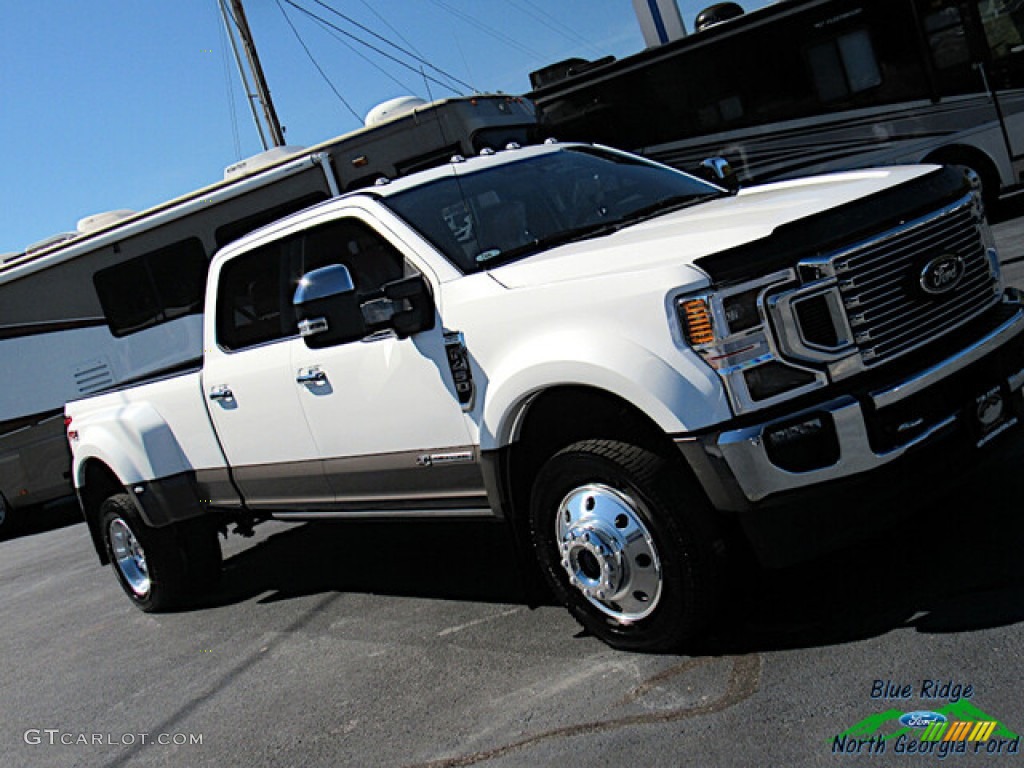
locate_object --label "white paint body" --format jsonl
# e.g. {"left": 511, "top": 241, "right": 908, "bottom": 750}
{"left": 66, "top": 146, "right": 938, "bottom": 506}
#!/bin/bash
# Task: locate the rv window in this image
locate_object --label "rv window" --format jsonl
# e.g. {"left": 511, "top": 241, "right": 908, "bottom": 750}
{"left": 924, "top": 6, "right": 971, "bottom": 69}
{"left": 214, "top": 192, "right": 328, "bottom": 249}
{"left": 93, "top": 238, "right": 207, "bottom": 337}
{"left": 978, "top": 0, "right": 1024, "bottom": 60}
{"left": 393, "top": 145, "right": 461, "bottom": 178}
{"left": 806, "top": 29, "right": 882, "bottom": 103}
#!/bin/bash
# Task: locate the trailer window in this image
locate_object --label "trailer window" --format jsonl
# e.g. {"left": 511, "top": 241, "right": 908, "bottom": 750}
{"left": 978, "top": 0, "right": 1024, "bottom": 60}
{"left": 924, "top": 6, "right": 971, "bottom": 69}
{"left": 214, "top": 192, "right": 328, "bottom": 249}
{"left": 806, "top": 29, "right": 882, "bottom": 103}
{"left": 93, "top": 238, "right": 207, "bottom": 337}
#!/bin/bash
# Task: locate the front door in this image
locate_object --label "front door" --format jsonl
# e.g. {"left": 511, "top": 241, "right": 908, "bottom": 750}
{"left": 289, "top": 214, "right": 486, "bottom": 514}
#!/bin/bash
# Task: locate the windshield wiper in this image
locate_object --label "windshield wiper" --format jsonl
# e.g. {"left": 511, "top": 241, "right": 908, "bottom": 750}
{"left": 616, "top": 191, "right": 727, "bottom": 226}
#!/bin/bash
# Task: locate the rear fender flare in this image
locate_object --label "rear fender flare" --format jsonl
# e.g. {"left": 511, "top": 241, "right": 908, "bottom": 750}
{"left": 71, "top": 402, "right": 191, "bottom": 490}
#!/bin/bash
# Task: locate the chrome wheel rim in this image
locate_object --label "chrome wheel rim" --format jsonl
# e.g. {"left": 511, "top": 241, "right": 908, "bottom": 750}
{"left": 109, "top": 517, "right": 150, "bottom": 597}
{"left": 555, "top": 483, "right": 662, "bottom": 623}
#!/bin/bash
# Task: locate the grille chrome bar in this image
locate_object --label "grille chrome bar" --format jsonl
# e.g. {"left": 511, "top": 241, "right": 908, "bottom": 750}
{"left": 787, "top": 193, "right": 999, "bottom": 368}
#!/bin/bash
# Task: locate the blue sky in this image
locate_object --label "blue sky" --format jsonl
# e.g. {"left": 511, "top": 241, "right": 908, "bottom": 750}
{"left": 0, "top": 1, "right": 769, "bottom": 254}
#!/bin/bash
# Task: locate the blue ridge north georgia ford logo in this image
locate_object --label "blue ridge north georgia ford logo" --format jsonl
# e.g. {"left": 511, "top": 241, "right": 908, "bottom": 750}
{"left": 919, "top": 253, "right": 966, "bottom": 296}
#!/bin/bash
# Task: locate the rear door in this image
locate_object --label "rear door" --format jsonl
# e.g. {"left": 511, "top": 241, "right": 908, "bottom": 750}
{"left": 203, "top": 235, "right": 332, "bottom": 510}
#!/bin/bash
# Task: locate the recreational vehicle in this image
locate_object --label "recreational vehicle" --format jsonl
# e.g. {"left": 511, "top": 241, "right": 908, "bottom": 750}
{"left": 529, "top": 0, "right": 1024, "bottom": 204}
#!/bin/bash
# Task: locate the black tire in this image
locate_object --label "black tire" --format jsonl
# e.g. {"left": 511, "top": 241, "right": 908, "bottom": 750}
{"left": 99, "top": 493, "right": 220, "bottom": 612}
{"left": 529, "top": 439, "right": 723, "bottom": 652}
{"left": 0, "top": 494, "right": 21, "bottom": 539}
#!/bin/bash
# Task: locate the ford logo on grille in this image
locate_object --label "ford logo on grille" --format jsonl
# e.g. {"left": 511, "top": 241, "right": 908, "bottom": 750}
{"left": 919, "top": 254, "right": 965, "bottom": 296}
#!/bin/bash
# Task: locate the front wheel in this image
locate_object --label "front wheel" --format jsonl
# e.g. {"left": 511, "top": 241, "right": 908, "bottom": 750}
{"left": 529, "top": 440, "right": 723, "bottom": 652}
{"left": 99, "top": 493, "right": 220, "bottom": 612}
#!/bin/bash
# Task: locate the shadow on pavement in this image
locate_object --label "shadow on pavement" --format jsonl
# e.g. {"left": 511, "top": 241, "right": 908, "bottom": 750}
{"left": 699, "top": 431, "right": 1024, "bottom": 655}
{"left": 195, "top": 429, "right": 1024, "bottom": 654}
{"left": 208, "top": 517, "right": 535, "bottom": 609}
{"left": 0, "top": 498, "right": 81, "bottom": 542}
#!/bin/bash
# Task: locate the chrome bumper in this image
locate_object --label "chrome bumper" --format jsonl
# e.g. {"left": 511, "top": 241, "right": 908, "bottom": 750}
{"left": 697, "top": 304, "right": 1024, "bottom": 505}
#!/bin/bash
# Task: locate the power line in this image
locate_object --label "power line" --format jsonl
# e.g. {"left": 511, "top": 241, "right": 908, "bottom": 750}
{"left": 508, "top": 0, "right": 606, "bottom": 57}
{"left": 353, "top": 0, "right": 427, "bottom": 61}
{"left": 303, "top": 0, "right": 476, "bottom": 92}
{"left": 217, "top": 9, "right": 243, "bottom": 158}
{"left": 305, "top": 13, "right": 420, "bottom": 97}
{"left": 281, "top": 0, "right": 473, "bottom": 95}
{"left": 218, "top": 0, "right": 270, "bottom": 149}
{"left": 275, "top": 0, "right": 362, "bottom": 122}
{"left": 425, "top": 0, "right": 544, "bottom": 60}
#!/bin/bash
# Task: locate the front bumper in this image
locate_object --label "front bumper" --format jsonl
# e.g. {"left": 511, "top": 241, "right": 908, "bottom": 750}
{"left": 678, "top": 301, "right": 1024, "bottom": 512}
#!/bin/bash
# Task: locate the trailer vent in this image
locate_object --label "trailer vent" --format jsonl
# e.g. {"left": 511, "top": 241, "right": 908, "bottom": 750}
{"left": 74, "top": 359, "right": 114, "bottom": 394}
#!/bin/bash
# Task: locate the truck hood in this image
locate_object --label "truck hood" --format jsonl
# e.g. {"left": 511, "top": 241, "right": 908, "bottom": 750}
{"left": 489, "top": 166, "right": 938, "bottom": 289}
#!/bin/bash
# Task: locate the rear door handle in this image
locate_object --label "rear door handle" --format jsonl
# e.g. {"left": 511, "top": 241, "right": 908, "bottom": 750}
{"left": 209, "top": 385, "right": 234, "bottom": 401}
{"left": 296, "top": 367, "right": 327, "bottom": 385}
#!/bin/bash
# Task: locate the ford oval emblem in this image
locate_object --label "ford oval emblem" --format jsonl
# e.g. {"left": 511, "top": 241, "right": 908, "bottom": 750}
{"left": 899, "top": 711, "right": 948, "bottom": 728}
{"left": 919, "top": 254, "right": 965, "bottom": 296}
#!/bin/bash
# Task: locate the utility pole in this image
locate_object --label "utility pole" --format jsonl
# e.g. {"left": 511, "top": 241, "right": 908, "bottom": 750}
{"left": 221, "top": 0, "right": 286, "bottom": 149}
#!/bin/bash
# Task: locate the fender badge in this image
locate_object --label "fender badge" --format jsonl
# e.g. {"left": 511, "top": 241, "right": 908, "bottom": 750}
{"left": 417, "top": 451, "right": 475, "bottom": 467}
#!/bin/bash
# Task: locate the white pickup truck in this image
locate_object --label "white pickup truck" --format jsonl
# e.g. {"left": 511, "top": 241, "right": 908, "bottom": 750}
{"left": 66, "top": 142, "right": 1024, "bottom": 651}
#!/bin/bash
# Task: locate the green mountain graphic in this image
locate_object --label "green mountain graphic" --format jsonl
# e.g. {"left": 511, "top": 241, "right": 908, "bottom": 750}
{"left": 835, "top": 701, "right": 1019, "bottom": 743}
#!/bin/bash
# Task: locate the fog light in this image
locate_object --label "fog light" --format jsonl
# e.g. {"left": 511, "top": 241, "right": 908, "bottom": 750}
{"left": 764, "top": 413, "right": 839, "bottom": 473}
{"left": 744, "top": 362, "right": 817, "bottom": 401}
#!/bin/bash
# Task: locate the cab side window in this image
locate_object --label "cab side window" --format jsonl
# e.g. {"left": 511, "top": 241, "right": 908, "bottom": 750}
{"left": 216, "top": 239, "right": 296, "bottom": 351}
{"left": 299, "top": 218, "right": 407, "bottom": 297}
{"left": 216, "top": 218, "right": 411, "bottom": 351}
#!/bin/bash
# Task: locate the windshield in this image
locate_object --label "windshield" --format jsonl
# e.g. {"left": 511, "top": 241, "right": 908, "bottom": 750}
{"left": 380, "top": 147, "right": 724, "bottom": 274}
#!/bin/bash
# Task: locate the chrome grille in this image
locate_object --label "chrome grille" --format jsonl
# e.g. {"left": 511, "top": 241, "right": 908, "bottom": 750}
{"left": 829, "top": 198, "right": 998, "bottom": 365}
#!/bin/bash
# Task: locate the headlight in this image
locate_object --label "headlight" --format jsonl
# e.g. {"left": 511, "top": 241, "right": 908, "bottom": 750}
{"left": 677, "top": 271, "right": 827, "bottom": 414}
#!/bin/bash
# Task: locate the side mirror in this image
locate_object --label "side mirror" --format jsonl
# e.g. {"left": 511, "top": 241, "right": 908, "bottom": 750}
{"left": 381, "top": 274, "right": 435, "bottom": 338}
{"left": 293, "top": 266, "right": 436, "bottom": 348}
{"left": 293, "top": 265, "right": 366, "bottom": 348}
{"left": 697, "top": 157, "right": 740, "bottom": 194}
